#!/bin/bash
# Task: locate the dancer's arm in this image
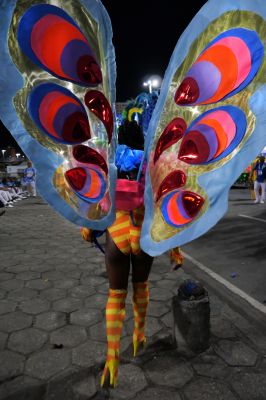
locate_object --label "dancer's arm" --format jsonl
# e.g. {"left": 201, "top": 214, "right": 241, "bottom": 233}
{"left": 80, "top": 227, "right": 93, "bottom": 242}
{"left": 170, "top": 246, "right": 184, "bottom": 270}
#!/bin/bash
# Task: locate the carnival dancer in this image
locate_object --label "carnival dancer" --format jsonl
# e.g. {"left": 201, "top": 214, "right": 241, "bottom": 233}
{"left": 2, "top": 0, "right": 266, "bottom": 391}
{"left": 81, "top": 119, "right": 183, "bottom": 387}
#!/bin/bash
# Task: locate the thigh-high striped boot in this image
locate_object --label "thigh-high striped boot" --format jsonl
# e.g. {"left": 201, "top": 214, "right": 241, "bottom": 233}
{"left": 101, "top": 288, "right": 127, "bottom": 387}
{"left": 132, "top": 281, "right": 149, "bottom": 357}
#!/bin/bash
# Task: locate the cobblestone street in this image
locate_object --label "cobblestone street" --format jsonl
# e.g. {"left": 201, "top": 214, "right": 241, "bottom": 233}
{"left": 0, "top": 197, "right": 266, "bottom": 399}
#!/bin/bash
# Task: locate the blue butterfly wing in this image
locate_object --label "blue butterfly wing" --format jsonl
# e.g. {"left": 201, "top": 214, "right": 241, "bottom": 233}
{"left": 141, "top": 0, "right": 266, "bottom": 256}
{"left": 0, "top": 0, "right": 117, "bottom": 230}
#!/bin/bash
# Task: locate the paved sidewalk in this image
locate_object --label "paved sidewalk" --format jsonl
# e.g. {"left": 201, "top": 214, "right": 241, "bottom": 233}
{"left": 0, "top": 197, "right": 266, "bottom": 400}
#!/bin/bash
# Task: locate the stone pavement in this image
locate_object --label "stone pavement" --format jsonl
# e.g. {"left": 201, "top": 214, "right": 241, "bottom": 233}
{"left": 0, "top": 197, "right": 266, "bottom": 400}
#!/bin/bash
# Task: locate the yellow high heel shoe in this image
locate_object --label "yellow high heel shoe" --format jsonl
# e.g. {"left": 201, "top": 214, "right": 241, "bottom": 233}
{"left": 133, "top": 335, "right": 146, "bottom": 357}
{"left": 101, "top": 358, "right": 119, "bottom": 387}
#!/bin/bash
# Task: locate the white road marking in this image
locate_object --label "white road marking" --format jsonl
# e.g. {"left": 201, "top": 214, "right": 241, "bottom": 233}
{"left": 183, "top": 251, "right": 266, "bottom": 315}
{"left": 239, "top": 214, "right": 266, "bottom": 223}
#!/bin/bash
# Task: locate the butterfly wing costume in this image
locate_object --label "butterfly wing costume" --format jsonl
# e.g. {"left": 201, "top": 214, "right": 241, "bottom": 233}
{"left": 140, "top": 0, "right": 266, "bottom": 255}
{"left": 1, "top": 0, "right": 266, "bottom": 250}
{"left": 2, "top": 0, "right": 266, "bottom": 388}
{"left": 0, "top": 0, "right": 117, "bottom": 231}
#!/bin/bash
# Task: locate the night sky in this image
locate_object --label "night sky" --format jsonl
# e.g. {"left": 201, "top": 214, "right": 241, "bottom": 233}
{"left": 102, "top": 0, "right": 206, "bottom": 101}
{"left": 0, "top": 0, "right": 206, "bottom": 148}
{"left": 1, "top": 120, "right": 22, "bottom": 151}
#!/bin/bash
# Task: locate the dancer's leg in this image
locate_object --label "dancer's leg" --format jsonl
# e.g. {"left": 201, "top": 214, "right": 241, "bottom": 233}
{"left": 105, "top": 230, "right": 130, "bottom": 289}
{"left": 131, "top": 250, "right": 153, "bottom": 283}
{"left": 131, "top": 251, "right": 153, "bottom": 356}
{"left": 101, "top": 231, "right": 130, "bottom": 387}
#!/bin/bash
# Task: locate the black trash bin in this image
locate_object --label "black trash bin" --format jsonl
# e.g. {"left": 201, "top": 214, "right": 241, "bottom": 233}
{"left": 172, "top": 279, "right": 210, "bottom": 354}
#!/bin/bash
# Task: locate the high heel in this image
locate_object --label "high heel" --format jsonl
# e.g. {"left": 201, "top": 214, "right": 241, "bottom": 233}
{"left": 101, "top": 358, "right": 119, "bottom": 387}
{"left": 133, "top": 336, "right": 146, "bottom": 357}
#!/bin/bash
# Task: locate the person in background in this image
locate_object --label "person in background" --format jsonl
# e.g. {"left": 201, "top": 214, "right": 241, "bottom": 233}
{"left": 3, "top": 177, "right": 26, "bottom": 200}
{"left": 0, "top": 179, "right": 16, "bottom": 207}
{"left": 0, "top": 190, "right": 13, "bottom": 207}
{"left": 23, "top": 161, "right": 37, "bottom": 197}
{"left": 249, "top": 154, "right": 266, "bottom": 204}
{"left": 20, "top": 174, "right": 29, "bottom": 195}
{"left": 246, "top": 162, "right": 256, "bottom": 200}
{"left": 0, "top": 199, "right": 6, "bottom": 216}
{"left": 9, "top": 177, "right": 28, "bottom": 198}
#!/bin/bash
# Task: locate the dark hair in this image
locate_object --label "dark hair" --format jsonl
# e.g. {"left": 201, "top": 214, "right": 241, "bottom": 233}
{"left": 118, "top": 120, "right": 144, "bottom": 150}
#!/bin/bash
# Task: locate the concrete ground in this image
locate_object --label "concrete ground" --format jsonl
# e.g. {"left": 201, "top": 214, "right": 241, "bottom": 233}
{"left": 0, "top": 192, "right": 266, "bottom": 400}
{"left": 183, "top": 187, "right": 266, "bottom": 305}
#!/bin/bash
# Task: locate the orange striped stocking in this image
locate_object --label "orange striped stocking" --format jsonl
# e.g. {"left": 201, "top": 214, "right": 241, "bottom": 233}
{"left": 132, "top": 281, "right": 149, "bottom": 357}
{"left": 101, "top": 288, "right": 127, "bottom": 387}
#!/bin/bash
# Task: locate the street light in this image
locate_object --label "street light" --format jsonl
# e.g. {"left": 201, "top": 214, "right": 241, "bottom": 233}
{"left": 16, "top": 153, "right": 21, "bottom": 159}
{"left": 143, "top": 76, "right": 161, "bottom": 93}
{"left": 1, "top": 149, "right": 6, "bottom": 161}
{"left": 143, "top": 79, "right": 158, "bottom": 93}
